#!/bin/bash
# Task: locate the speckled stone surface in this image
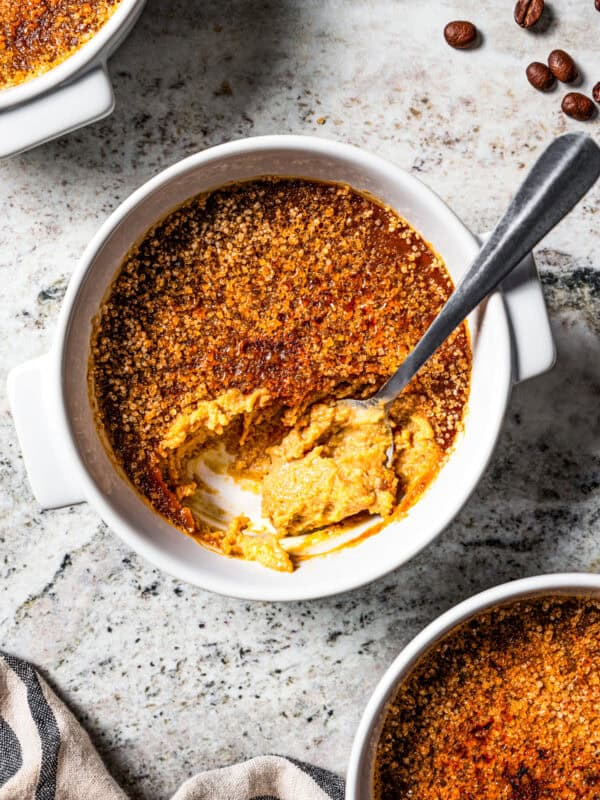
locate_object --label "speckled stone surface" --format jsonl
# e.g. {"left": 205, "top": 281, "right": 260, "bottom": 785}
{"left": 1, "top": 1, "right": 599, "bottom": 797}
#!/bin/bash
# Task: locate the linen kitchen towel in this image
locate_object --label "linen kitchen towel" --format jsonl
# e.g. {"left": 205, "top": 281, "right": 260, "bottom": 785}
{"left": 0, "top": 653, "right": 344, "bottom": 800}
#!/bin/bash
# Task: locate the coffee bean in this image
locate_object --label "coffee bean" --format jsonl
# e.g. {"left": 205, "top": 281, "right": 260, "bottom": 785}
{"left": 526, "top": 62, "right": 555, "bottom": 91}
{"left": 593, "top": 82, "right": 600, "bottom": 104}
{"left": 548, "top": 50, "right": 578, "bottom": 83}
{"left": 596, "top": 0, "right": 600, "bottom": 10}
{"left": 443, "top": 20, "right": 478, "bottom": 49}
{"left": 514, "top": 0, "right": 544, "bottom": 28}
{"left": 561, "top": 92, "right": 595, "bottom": 121}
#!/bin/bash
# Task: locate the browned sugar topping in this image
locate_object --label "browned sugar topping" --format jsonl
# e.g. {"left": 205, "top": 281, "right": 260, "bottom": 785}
{"left": 0, "top": 0, "right": 121, "bottom": 88}
{"left": 375, "top": 595, "right": 600, "bottom": 800}
{"left": 90, "top": 178, "right": 471, "bottom": 532}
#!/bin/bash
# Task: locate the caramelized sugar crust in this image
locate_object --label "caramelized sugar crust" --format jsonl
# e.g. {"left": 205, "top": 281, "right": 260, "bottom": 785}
{"left": 375, "top": 595, "right": 600, "bottom": 800}
{"left": 0, "top": 0, "right": 121, "bottom": 88}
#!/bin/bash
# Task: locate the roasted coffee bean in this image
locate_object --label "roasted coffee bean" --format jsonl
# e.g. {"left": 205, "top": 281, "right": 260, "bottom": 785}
{"left": 548, "top": 50, "right": 578, "bottom": 82}
{"left": 561, "top": 92, "right": 595, "bottom": 121}
{"left": 443, "top": 20, "right": 478, "bottom": 49}
{"left": 526, "top": 62, "right": 555, "bottom": 91}
{"left": 514, "top": 0, "right": 544, "bottom": 27}
{"left": 593, "top": 82, "right": 600, "bottom": 103}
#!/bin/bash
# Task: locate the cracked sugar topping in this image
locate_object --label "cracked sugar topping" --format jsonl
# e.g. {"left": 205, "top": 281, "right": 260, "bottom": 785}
{"left": 0, "top": 0, "right": 121, "bottom": 88}
{"left": 375, "top": 594, "right": 600, "bottom": 800}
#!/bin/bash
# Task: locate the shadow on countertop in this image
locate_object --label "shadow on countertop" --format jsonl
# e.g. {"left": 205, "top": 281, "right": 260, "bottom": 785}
{"left": 12, "top": 0, "right": 311, "bottom": 185}
{"left": 348, "top": 260, "right": 600, "bottom": 639}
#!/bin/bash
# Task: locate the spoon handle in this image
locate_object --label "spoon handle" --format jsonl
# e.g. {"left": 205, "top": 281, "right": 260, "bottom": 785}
{"left": 375, "top": 132, "right": 600, "bottom": 405}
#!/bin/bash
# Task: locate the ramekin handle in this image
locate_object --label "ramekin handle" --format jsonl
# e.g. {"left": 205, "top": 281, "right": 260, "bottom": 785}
{"left": 7, "top": 354, "right": 85, "bottom": 509}
{"left": 477, "top": 232, "right": 555, "bottom": 384}
{"left": 501, "top": 250, "right": 556, "bottom": 384}
{"left": 0, "top": 66, "right": 114, "bottom": 159}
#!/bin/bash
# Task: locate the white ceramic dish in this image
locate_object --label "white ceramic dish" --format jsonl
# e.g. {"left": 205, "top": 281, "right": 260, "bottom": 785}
{"left": 346, "top": 572, "right": 600, "bottom": 800}
{"left": 0, "top": 0, "right": 146, "bottom": 159}
{"left": 7, "top": 135, "right": 555, "bottom": 601}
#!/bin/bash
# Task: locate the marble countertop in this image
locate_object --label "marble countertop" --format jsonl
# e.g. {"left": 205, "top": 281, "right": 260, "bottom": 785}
{"left": 1, "top": 0, "right": 599, "bottom": 797}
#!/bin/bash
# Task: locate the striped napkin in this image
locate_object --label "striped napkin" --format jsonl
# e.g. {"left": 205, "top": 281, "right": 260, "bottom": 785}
{"left": 0, "top": 653, "right": 344, "bottom": 800}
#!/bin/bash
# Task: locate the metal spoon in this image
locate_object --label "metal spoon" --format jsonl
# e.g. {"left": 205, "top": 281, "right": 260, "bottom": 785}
{"left": 343, "top": 132, "right": 600, "bottom": 462}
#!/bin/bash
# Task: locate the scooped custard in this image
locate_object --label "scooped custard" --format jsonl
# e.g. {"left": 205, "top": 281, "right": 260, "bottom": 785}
{"left": 0, "top": 0, "right": 122, "bottom": 89}
{"left": 90, "top": 178, "right": 471, "bottom": 571}
{"left": 262, "top": 401, "right": 396, "bottom": 536}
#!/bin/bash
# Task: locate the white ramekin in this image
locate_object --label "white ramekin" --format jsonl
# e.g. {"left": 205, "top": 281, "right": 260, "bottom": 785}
{"left": 0, "top": 0, "right": 146, "bottom": 159}
{"left": 346, "top": 572, "right": 600, "bottom": 800}
{"left": 7, "top": 135, "right": 555, "bottom": 601}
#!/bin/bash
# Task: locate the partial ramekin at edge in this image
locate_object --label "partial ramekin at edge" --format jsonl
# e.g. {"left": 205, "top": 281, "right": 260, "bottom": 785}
{"left": 346, "top": 572, "right": 600, "bottom": 800}
{"left": 7, "top": 135, "right": 555, "bottom": 600}
{"left": 0, "top": 0, "right": 146, "bottom": 159}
